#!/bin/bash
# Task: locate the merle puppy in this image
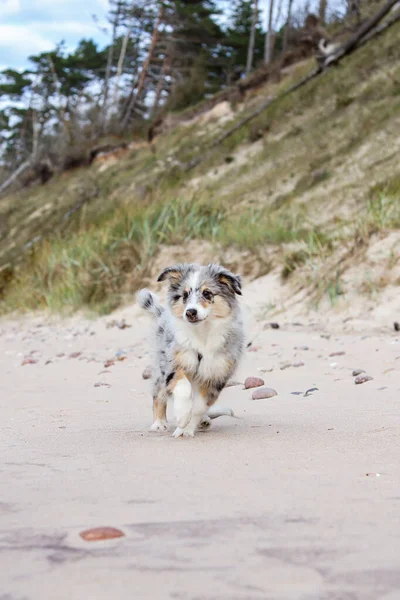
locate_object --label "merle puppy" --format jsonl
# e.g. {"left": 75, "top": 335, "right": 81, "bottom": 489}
{"left": 137, "top": 263, "right": 244, "bottom": 438}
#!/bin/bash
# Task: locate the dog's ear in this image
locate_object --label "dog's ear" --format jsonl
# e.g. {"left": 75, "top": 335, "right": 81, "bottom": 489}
{"left": 157, "top": 264, "right": 186, "bottom": 284}
{"left": 212, "top": 265, "right": 242, "bottom": 295}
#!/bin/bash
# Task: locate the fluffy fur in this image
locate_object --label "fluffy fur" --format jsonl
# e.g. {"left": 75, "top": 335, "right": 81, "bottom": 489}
{"left": 137, "top": 263, "right": 245, "bottom": 438}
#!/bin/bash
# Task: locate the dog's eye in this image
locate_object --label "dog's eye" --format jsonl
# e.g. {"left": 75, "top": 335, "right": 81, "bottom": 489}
{"left": 182, "top": 291, "right": 189, "bottom": 302}
{"left": 172, "top": 294, "right": 180, "bottom": 302}
{"left": 203, "top": 290, "right": 214, "bottom": 302}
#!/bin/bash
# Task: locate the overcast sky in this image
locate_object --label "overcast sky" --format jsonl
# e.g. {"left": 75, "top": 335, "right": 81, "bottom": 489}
{"left": 0, "top": 0, "right": 110, "bottom": 70}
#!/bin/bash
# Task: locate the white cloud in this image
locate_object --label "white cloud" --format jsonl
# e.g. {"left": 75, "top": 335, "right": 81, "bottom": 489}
{"left": 0, "top": 25, "right": 52, "bottom": 54}
{"left": 35, "top": 20, "right": 104, "bottom": 37}
{"left": 0, "top": 0, "right": 21, "bottom": 16}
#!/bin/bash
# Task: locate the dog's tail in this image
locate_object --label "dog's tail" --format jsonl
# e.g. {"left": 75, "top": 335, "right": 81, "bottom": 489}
{"left": 137, "top": 288, "right": 164, "bottom": 319}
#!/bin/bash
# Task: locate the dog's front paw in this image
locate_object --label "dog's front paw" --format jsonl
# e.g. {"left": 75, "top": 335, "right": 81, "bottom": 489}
{"left": 149, "top": 419, "right": 168, "bottom": 432}
{"left": 172, "top": 426, "right": 195, "bottom": 438}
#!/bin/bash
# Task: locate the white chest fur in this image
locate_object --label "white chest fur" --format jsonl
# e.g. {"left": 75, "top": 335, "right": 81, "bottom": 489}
{"left": 174, "top": 318, "right": 233, "bottom": 381}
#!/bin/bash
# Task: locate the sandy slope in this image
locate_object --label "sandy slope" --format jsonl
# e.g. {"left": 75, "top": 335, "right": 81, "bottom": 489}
{"left": 1, "top": 298, "right": 400, "bottom": 599}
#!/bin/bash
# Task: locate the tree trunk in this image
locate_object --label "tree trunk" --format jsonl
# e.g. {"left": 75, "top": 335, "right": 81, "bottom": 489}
{"left": 121, "top": 4, "right": 165, "bottom": 129}
{"left": 264, "top": 0, "right": 275, "bottom": 64}
{"left": 246, "top": 0, "right": 258, "bottom": 75}
{"left": 283, "top": 0, "right": 294, "bottom": 52}
{"left": 112, "top": 24, "right": 132, "bottom": 107}
{"left": 151, "top": 53, "right": 171, "bottom": 117}
{"left": 319, "top": 0, "right": 328, "bottom": 25}
{"left": 101, "top": 4, "right": 120, "bottom": 133}
{"left": 0, "top": 160, "right": 31, "bottom": 196}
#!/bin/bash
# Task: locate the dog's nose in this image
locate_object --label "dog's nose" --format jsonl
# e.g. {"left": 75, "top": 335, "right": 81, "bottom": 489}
{"left": 186, "top": 308, "right": 198, "bottom": 320}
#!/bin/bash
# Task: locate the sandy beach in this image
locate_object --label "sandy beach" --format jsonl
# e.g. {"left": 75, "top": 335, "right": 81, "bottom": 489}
{"left": 1, "top": 298, "right": 400, "bottom": 599}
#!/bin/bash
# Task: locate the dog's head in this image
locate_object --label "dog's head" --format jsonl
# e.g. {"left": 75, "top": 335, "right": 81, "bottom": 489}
{"left": 157, "top": 263, "right": 242, "bottom": 325}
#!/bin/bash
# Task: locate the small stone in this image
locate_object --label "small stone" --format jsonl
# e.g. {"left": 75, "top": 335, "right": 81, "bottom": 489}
{"left": 280, "top": 361, "right": 292, "bottom": 370}
{"left": 80, "top": 527, "right": 125, "bottom": 541}
{"left": 269, "top": 323, "right": 280, "bottom": 329}
{"left": 294, "top": 345, "right": 309, "bottom": 350}
{"left": 355, "top": 374, "right": 373, "bottom": 385}
{"left": 56, "top": 353, "right": 65, "bottom": 358}
{"left": 115, "top": 350, "right": 127, "bottom": 361}
{"left": 292, "top": 360, "right": 305, "bottom": 367}
{"left": 258, "top": 367, "right": 273, "bottom": 373}
{"left": 104, "top": 359, "right": 115, "bottom": 368}
{"left": 21, "top": 357, "right": 37, "bottom": 365}
{"left": 94, "top": 382, "right": 111, "bottom": 388}
{"left": 244, "top": 376, "right": 265, "bottom": 389}
{"left": 107, "top": 319, "right": 131, "bottom": 330}
{"left": 45, "top": 360, "right": 52, "bottom": 365}
{"left": 394, "top": 322, "right": 400, "bottom": 332}
{"left": 251, "top": 387, "right": 277, "bottom": 400}
{"left": 69, "top": 351, "right": 81, "bottom": 359}
{"left": 352, "top": 369, "right": 365, "bottom": 376}
{"left": 304, "top": 387, "right": 318, "bottom": 397}
{"left": 329, "top": 351, "right": 346, "bottom": 357}
{"left": 142, "top": 366, "right": 152, "bottom": 380}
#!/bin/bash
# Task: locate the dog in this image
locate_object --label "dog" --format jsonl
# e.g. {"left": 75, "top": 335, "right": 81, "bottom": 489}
{"left": 137, "top": 263, "right": 245, "bottom": 438}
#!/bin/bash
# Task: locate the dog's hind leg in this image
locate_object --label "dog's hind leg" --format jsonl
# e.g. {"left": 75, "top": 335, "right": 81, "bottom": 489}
{"left": 149, "top": 393, "right": 168, "bottom": 431}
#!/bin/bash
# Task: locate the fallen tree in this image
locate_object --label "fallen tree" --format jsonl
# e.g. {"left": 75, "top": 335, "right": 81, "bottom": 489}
{"left": 184, "top": 0, "right": 400, "bottom": 171}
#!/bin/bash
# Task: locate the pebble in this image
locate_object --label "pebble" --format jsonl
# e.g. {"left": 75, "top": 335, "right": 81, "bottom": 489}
{"left": 292, "top": 360, "right": 305, "bottom": 368}
{"left": 80, "top": 527, "right": 125, "bottom": 541}
{"left": 355, "top": 374, "right": 373, "bottom": 385}
{"left": 104, "top": 359, "right": 115, "bottom": 368}
{"left": 244, "top": 376, "right": 265, "bottom": 389}
{"left": 69, "top": 352, "right": 81, "bottom": 359}
{"left": 21, "top": 357, "right": 38, "bottom": 365}
{"left": 280, "top": 361, "right": 292, "bottom": 370}
{"left": 394, "top": 322, "right": 400, "bottom": 332}
{"left": 106, "top": 319, "right": 131, "bottom": 330}
{"left": 294, "top": 345, "right": 309, "bottom": 351}
{"left": 251, "top": 387, "right": 277, "bottom": 400}
{"left": 269, "top": 323, "right": 280, "bottom": 329}
{"left": 352, "top": 369, "right": 365, "bottom": 376}
{"left": 329, "top": 351, "right": 346, "bottom": 357}
{"left": 94, "top": 382, "right": 111, "bottom": 388}
{"left": 142, "top": 366, "right": 152, "bottom": 380}
{"left": 304, "top": 387, "right": 318, "bottom": 397}
{"left": 115, "top": 350, "right": 128, "bottom": 361}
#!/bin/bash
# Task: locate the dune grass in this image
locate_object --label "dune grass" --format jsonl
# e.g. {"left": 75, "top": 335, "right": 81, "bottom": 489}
{"left": 1, "top": 194, "right": 332, "bottom": 314}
